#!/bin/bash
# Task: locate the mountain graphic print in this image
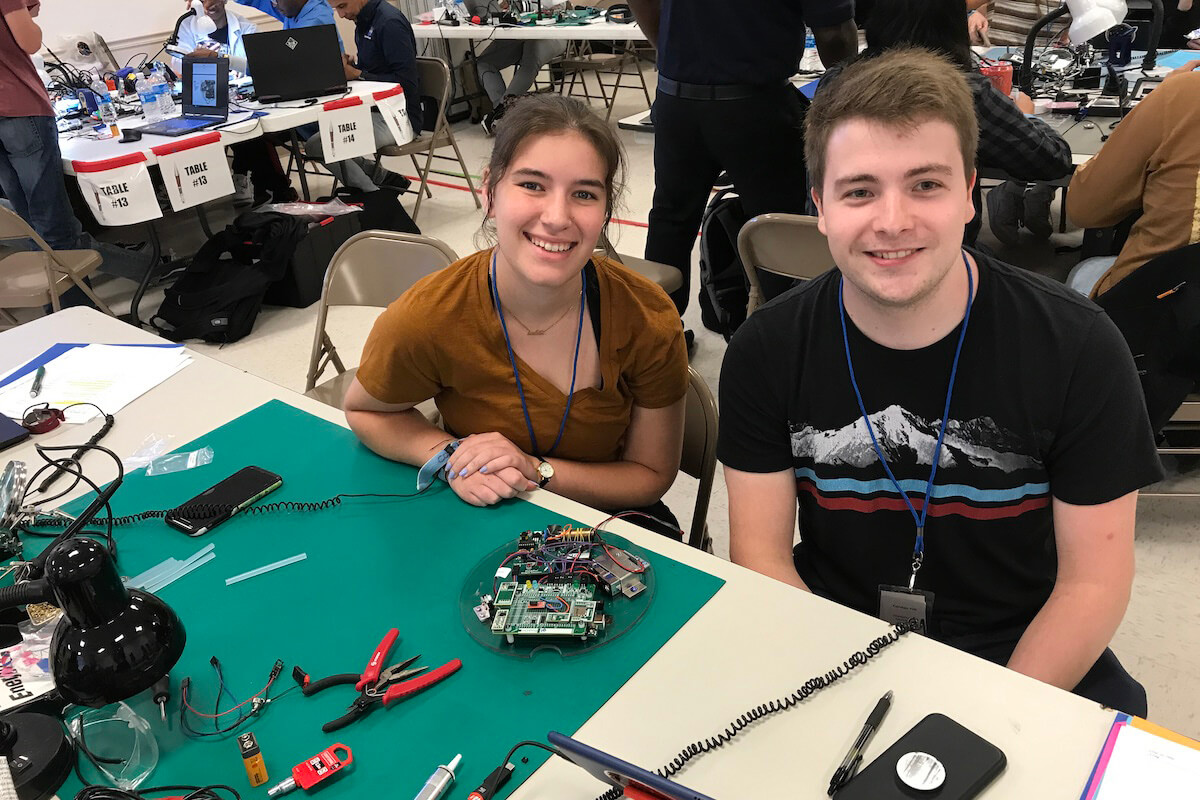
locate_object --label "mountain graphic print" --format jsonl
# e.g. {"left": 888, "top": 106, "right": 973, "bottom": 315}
{"left": 790, "top": 404, "right": 1051, "bottom": 521}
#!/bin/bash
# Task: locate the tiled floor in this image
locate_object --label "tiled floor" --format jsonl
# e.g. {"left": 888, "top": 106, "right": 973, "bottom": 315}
{"left": 11, "top": 66, "right": 1200, "bottom": 737}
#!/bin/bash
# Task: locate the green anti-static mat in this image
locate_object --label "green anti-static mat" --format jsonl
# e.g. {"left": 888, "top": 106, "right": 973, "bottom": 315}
{"left": 53, "top": 400, "right": 724, "bottom": 798}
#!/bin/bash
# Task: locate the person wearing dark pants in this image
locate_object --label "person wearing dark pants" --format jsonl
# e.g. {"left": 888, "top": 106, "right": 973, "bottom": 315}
{"left": 629, "top": 0, "right": 857, "bottom": 320}
{"left": 0, "top": 0, "right": 147, "bottom": 307}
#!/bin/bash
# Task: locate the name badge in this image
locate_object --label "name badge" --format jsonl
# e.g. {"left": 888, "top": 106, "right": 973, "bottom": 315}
{"left": 152, "top": 133, "right": 235, "bottom": 212}
{"left": 318, "top": 97, "right": 376, "bottom": 163}
{"left": 878, "top": 584, "right": 934, "bottom": 636}
{"left": 72, "top": 153, "right": 163, "bottom": 226}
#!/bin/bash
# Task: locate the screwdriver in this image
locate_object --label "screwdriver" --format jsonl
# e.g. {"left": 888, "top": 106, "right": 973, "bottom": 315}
{"left": 152, "top": 675, "right": 170, "bottom": 722}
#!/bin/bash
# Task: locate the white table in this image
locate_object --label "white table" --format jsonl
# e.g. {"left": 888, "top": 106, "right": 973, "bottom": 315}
{"left": 57, "top": 80, "right": 398, "bottom": 174}
{"left": 3, "top": 308, "right": 1117, "bottom": 799}
{"left": 412, "top": 20, "right": 645, "bottom": 41}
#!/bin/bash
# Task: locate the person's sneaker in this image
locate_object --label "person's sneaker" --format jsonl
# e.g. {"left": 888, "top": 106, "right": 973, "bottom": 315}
{"left": 684, "top": 328, "right": 696, "bottom": 360}
{"left": 985, "top": 181, "right": 1024, "bottom": 246}
{"left": 270, "top": 185, "right": 300, "bottom": 204}
{"left": 1022, "top": 183, "right": 1055, "bottom": 239}
{"left": 375, "top": 168, "right": 411, "bottom": 193}
{"left": 480, "top": 107, "right": 498, "bottom": 137}
{"left": 232, "top": 173, "right": 254, "bottom": 207}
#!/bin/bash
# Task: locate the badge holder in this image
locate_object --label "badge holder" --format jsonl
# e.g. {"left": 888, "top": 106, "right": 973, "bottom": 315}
{"left": 879, "top": 545, "right": 934, "bottom": 635}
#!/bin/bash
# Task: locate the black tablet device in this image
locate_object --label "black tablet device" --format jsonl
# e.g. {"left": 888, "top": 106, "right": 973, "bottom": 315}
{"left": 547, "top": 732, "right": 717, "bottom": 800}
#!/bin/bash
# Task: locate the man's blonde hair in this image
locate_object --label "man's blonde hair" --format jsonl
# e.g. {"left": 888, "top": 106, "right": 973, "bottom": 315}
{"left": 805, "top": 48, "right": 979, "bottom": 197}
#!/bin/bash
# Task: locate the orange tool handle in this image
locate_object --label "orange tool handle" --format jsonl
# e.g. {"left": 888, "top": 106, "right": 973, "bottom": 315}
{"left": 381, "top": 659, "right": 462, "bottom": 705}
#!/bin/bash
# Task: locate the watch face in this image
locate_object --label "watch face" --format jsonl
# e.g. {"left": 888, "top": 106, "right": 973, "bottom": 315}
{"left": 537, "top": 461, "right": 554, "bottom": 481}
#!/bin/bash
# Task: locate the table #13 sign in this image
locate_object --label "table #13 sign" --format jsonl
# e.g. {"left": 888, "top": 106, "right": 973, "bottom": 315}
{"left": 72, "top": 153, "right": 163, "bottom": 226}
{"left": 318, "top": 96, "right": 377, "bottom": 163}
{"left": 152, "top": 133, "right": 236, "bottom": 212}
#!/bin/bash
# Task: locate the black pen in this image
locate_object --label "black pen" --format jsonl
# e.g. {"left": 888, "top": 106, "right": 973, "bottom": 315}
{"left": 827, "top": 690, "right": 892, "bottom": 796}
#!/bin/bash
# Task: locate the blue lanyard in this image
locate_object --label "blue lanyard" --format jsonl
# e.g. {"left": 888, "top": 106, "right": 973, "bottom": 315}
{"left": 838, "top": 251, "right": 975, "bottom": 589}
{"left": 489, "top": 252, "right": 585, "bottom": 459}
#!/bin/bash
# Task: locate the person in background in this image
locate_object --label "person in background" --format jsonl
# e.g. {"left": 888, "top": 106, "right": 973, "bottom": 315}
{"left": 235, "top": 0, "right": 335, "bottom": 29}
{"left": 176, "top": 0, "right": 298, "bottom": 206}
{"left": 1066, "top": 60, "right": 1200, "bottom": 296}
{"left": 628, "top": 0, "right": 857, "bottom": 350}
{"left": 344, "top": 95, "right": 688, "bottom": 537}
{"left": 820, "top": 0, "right": 1072, "bottom": 245}
{"left": 0, "top": 0, "right": 149, "bottom": 296}
{"left": 468, "top": 0, "right": 566, "bottom": 135}
{"left": 304, "top": 0, "right": 420, "bottom": 193}
{"left": 719, "top": 49, "right": 1160, "bottom": 716}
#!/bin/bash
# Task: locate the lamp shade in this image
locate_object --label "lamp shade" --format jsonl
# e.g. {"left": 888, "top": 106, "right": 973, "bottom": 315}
{"left": 1066, "top": 0, "right": 1129, "bottom": 42}
{"left": 45, "top": 538, "right": 185, "bottom": 708}
{"left": 190, "top": 0, "right": 219, "bottom": 37}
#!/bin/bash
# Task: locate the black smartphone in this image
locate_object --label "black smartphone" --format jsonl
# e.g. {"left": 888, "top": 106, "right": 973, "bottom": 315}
{"left": 165, "top": 466, "right": 282, "bottom": 537}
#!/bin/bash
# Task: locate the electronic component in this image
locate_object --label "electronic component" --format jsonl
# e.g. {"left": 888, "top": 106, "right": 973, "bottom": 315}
{"left": 480, "top": 525, "right": 647, "bottom": 644}
{"left": 238, "top": 732, "right": 268, "bottom": 787}
{"left": 266, "top": 744, "right": 353, "bottom": 797}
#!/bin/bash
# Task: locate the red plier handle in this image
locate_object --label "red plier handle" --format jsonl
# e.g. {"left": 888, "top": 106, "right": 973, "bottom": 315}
{"left": 356, "top": 628, "right": 399, "bottom": 692}
{"left": 381, "top": 659, "right": 462, "bottom": 706}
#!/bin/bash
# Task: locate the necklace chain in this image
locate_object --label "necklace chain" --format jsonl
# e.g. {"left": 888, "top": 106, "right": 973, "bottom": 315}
{"left": 501, "top": 302, "right": 576, "bottom": 336}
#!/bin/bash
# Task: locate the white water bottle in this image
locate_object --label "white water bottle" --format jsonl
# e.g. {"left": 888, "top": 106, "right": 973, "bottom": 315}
{"left": 91, "top": 78, "right": 119, "bottom": 139}
{"left": 136, "top": 71, "right": 162, "bottom": 123}
{"left": 152, "top": 66, "right": 175, "bottom": 118}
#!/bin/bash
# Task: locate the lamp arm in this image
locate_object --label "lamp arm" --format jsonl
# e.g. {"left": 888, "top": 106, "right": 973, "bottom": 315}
{"left": 1142, "top": 0, "right": 1163, "bottom": 69}
{"left": 0, "top": 580, "right": 50, "bottom": 610}
{"left": 167, "top": 8, "right": 196, "bottom": 46}
{"left": 26, "top": 443, "right": 124, "bottom": 577}
{"left": 1023, "top": 4, "right": 1072, "bottom": 95}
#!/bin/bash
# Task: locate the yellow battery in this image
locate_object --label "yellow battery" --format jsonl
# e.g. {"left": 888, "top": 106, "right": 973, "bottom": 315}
{"left": 237, "top": 732, "right": 268, "bottom": 787}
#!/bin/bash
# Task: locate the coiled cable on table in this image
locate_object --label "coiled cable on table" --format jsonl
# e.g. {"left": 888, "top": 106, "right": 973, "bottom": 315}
{"left": 593, "top": 625, "right": 911, "bottom": 800}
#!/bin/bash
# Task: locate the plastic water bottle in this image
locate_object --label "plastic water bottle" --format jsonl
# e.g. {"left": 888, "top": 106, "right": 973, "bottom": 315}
{"left": 90, "top": 78, "right": 119, "bottom": 139}
{"left": 136, "top": 71, "right": 162, "bottom": 123}
{"left": 152, "top": 66, "right": 175, "bottom": 118}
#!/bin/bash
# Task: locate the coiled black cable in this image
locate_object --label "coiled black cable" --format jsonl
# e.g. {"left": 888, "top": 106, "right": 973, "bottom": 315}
{"left": 74, "top": 784, "right": 240, "bottom": 800}
{"left": 26, "top": 490, "right": 430, "bottom": 529}
{"left": 593, "top": 625, "right": 910, "bottom": 800}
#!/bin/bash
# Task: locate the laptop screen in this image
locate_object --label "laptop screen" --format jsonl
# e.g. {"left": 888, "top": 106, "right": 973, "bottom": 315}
{"left": 243, "top": 25, "right": 347, "bottom": 103}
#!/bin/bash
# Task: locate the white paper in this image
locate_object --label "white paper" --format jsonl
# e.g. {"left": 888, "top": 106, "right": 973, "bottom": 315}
{"left": 157, "top": 141, "right": 236, "bottom": 211}
{"left": 0, "top": 344, "right": 191, "bottom": 423}
{"left": 317, "top": 101, "right": 376, "bottom": 163}
{"left": 75, "top": 161, "right": 163, "bottom": 225}
{"left": 376, "top": 89, "right": 415, "bottom": 147}
{"left": 1094, "top": 724, "right": 1200, "bottom": 799}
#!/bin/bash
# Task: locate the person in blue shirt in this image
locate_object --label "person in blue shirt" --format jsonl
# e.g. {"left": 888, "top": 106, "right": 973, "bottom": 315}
{"left": 236, "top": 0, "right": 335, "bottom": 29}
{"left": 303, "top": 0, "right": 421, "bottom": 192}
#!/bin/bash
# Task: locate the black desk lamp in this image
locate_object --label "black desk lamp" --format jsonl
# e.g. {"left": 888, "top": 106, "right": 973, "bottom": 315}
{"left": 166, "top": 0, "right": 218, "bottom": 57}
{"left": 1021, "top": 0, "right": 1130, "bottom": 95}
{"left": 0, "top": 454, "right": 186, "bottom": 799}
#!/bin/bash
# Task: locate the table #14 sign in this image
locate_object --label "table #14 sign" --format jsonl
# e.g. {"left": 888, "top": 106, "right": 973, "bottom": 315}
{"left": 318, "top": 97, "right": 377, "bottom": 163}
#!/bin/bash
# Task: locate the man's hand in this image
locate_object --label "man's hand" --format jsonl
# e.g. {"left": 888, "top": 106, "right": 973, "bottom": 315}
{"left": 446, "top": 432, "right": 539, "bottom": 484}
{"left": 1011, "top": 89, "right": 1034, "bottom": 114}
{"left": 1180, "top": 0, "right": 1193, "bottom": 11}
{"left": 189, "top": 47, "right": 219, "bottom": 58}
{"left": 342, "top": 52, "right": 361, "bottom": 81}
{"left": 968, "top": 11, "right": 989, "bottom": 44}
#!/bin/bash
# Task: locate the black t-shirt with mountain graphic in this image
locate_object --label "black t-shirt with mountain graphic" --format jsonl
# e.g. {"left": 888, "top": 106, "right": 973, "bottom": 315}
{"left": 717, "top": 250, "right": 1163, "bottom": 640}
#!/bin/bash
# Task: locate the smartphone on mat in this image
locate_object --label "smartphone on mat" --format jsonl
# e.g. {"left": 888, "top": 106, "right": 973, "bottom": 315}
{"left": 165, "top": 466, "right": 282, "bottom": 536}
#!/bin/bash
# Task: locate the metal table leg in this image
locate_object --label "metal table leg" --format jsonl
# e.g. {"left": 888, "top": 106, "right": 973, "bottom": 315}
{"left": 121, "top": 220, "right": 162, "bottom": 330}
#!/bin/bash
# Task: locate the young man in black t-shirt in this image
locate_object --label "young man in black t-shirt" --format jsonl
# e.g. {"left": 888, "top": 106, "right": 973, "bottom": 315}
{"left": 717, "top": 49, "right": 1163, "bottom": 716}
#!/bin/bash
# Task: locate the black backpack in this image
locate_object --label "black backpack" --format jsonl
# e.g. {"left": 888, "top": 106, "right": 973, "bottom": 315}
{"left": 698, "top": 188, "right": 750, "bottom": 341}
{"left": 152, "top": 212, "right": 308, "bottom": 343}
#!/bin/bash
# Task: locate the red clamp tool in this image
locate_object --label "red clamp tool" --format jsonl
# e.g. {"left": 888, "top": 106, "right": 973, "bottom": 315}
{"left": 293, "top": 628, "right": 462, "bottom": 733}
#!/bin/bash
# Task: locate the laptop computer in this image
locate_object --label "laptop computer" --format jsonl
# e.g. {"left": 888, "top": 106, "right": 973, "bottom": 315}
{"left": 136, "top": 56, "right": 230, "bottom": 137}
{"left": 243, "top": 25, "right": 346, "bottom": 104}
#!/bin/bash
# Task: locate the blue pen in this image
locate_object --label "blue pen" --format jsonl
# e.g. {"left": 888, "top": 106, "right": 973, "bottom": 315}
{"left": 29, "top": 366, "right": 46, "bottom": 398}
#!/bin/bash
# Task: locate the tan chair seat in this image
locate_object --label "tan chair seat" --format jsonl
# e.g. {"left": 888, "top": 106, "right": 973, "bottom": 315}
{"left": 0, "top": 249, "right": 103, "bottom": 305}
{"left": 617, "top": 253, "right": 683, "bottom": 295}
{"left": 304, "top": 368, "right": 358, "bottom": 409}
{"left": 378, "top": 133, "right": 436, "bottom": 158}
{"left": 1171, "top": 395, "right": 1200, "bottom": 424}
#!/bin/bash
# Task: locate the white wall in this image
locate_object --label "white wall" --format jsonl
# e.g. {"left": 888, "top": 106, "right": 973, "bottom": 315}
{"left": 36, "top": 0, "right": 358, "bottom": 68}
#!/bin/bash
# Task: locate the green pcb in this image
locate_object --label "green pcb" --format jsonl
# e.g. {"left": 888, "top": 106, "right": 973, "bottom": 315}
{"left": 49, "top": 400, "right": 724, "bottom": 798}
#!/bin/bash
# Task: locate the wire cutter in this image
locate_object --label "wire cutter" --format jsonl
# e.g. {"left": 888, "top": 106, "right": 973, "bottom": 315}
{"left": 292, "top": 628, "right": 462, "bottom": 733}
